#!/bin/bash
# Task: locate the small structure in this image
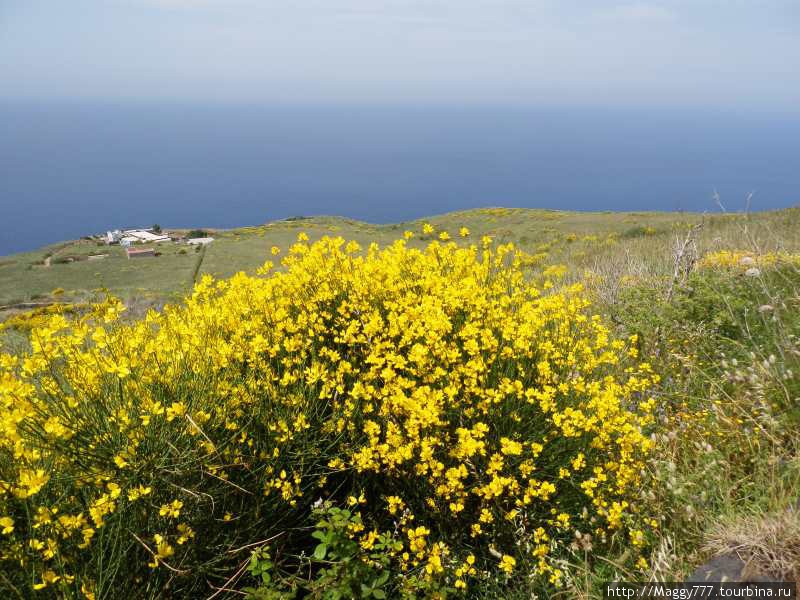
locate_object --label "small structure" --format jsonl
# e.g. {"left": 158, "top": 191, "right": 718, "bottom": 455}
{"left": 122, "top": 229, "right": 171, "bottom": 244}
{"left": 106, "top": 228, "right": 171, "bottom": 245}
{"left": 186, "top": 237, "right": 215, "bottom": 246}
{"left": 126, "top": 247, "right": 155, "bottom": 259}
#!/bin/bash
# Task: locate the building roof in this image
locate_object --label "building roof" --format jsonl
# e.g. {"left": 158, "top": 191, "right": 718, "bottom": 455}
{"left": 126, "top": 247, "right": 155, "bottom": 256}
{"left": 122, "top": 230, "right": 171, "bottom": 243}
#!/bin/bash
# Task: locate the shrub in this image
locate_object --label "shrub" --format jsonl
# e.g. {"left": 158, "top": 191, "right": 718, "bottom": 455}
{"left": 697, "top": 250, "right": 800, "bottom": 272}
{"left": 611, "top": 258, "right": 800, "bottom": 579}
{"left": 0, "top": 303, "right": 90, "bottom": 333}
{"left": 621, "top": 225, "right": 657, "bottom": 239}
{"left": 0, "top": 235, "right": 656, "bottom": 597}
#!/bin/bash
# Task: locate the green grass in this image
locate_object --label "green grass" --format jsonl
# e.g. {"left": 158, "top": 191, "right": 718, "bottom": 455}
{"left": 0, "top": 240, "right": 196, "bottom": 307}
{"left": 2, "top": 205, "right": 800, "bottom": 597}
{"left": 0, "top": 208, "right": 727, "bottom": 307}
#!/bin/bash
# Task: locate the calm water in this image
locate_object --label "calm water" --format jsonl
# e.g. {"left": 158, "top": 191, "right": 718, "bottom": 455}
{"left": 1, "top": 101, "right": 798, "bottom": 256}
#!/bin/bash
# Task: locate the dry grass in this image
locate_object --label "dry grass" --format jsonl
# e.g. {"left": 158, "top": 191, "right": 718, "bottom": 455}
{"left": 704, "top": 509, "right": 800, "bottom": 582}
{"left": 2, "top": 206, "right": 800, "bottom": 597}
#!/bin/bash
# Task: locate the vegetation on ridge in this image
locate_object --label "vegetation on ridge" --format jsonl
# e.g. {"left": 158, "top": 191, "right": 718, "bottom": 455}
{"left": 0, "top": 207, "right": 799, "bottom": 598}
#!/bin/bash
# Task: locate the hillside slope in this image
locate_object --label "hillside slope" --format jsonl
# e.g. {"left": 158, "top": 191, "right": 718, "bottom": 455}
{"left": 2, "top": 207, "right": 797, "bottom": 310}
{"left": 1, "top": 206, "right": 799, "bottom": 597}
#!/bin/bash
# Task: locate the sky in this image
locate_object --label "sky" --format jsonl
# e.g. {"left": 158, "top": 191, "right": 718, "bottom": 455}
{"left": 1, "top": 0, "right": 799, "bottom": 112}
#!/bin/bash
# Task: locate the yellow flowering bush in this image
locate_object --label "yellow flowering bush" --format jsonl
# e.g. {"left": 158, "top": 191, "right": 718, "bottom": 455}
{"left": 697, "top": 249, "right": 800, "bottom": 271}
{"left": 0, "top": 303, "right": 90, "bottom": 333}
{"left": 0, "top": 234, "right": 656, "bottom": 597}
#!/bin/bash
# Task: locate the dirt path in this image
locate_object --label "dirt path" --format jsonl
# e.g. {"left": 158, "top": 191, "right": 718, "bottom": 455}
{"left": 44, "top": 240, "right": 81, "bottom": 268}
{"left": 191, "top": 245, "right": 207, "bottom": 285}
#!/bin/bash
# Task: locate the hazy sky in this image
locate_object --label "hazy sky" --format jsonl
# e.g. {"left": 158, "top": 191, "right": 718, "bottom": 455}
{"left": 1, "top": 0, "right": 798, "bottom": 111}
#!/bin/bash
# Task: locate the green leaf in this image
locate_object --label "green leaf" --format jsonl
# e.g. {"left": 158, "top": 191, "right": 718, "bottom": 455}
{"left": 372, "top": 590, "right": 386, "bottom": 599}
{"left": 313, "top": 543, "right": 328, "bottom": 560}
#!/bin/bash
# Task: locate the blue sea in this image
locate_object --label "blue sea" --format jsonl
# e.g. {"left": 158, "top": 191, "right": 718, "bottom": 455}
{"left": 1, "top": 101, "right": 798, "bottom": 256}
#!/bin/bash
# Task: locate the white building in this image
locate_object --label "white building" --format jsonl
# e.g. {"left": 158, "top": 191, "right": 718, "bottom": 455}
{"left": 122, "top": 229, "right": 171, "bottom": 243}
{"left": 186, "top": 237, "right": 215, "bottom": 246}
{"left": 106, "top": 228, "right": 170, "bottom": 245}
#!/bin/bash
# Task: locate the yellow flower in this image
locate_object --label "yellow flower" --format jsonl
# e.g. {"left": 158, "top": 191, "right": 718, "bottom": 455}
{"left": 149, "top": 534, "right": 175, "bottom": 568}
{"left": 499, "top": 554, "right": 516, "bottom": 574}
{"left": 0, "top": 516, "right": 14, "bottom": 535}
{"left": 43, "top": 415, "right": 69, "bottom": 438}
{"left": 386, "top": 496, "right": 405, "bottom": 515}
{"left": 271, "top": 246, "right": 281, "bottom": 255}
{"left": 128, "top": 485, "right": 152, "bottom": 501}
{"left": 33, "top": 570, "right": 60, "bottom": 590}
{"left": 422, "top": 223, "right": 434, "bottom": 234}
{"left": 630, "top": 528, "right": 645, "bottom": 546}
{"left": 177, "top": 523, "right": 195, "bottom": 545}
{"left": 81, "top": 582, "right": 97, "bottom": 600}
{"left": 79, "top": 527, "right": 95, "bottom": 549}
{"left": 107, "top": 482, "right": 121, "bottom": 499}
{"left": 165, "top": 401, "right": 186, "bottom": 422}
{"left": 15, "top": 469, "right": 49, "bottom": 499}
{"left": 360, "top": 530, "right": 379, "bottom": 550}
{"left": 500, "top": 437, "right": 523, "bottom": 456}
{"left": 159, "top": 499, "right": 184, "bottom": 519}
{"left": 459, "top": 227, "right": 470, "bottom": 237}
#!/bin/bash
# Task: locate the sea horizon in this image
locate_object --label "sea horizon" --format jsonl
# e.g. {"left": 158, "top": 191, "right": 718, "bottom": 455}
{"left": 2, "top": 100, "right": 799, "bottom": 256}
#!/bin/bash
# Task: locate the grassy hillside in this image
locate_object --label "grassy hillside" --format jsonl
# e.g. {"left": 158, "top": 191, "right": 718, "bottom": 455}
{"left": 1, "top": 206, "right": 799, "bottom": 598}
{"left": 4, "top": 207, "right": 797, "bottom": 309}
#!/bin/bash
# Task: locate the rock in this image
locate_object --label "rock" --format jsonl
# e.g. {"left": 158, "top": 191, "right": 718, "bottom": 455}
{"left": 689, "top": 553, "right": 747, "bottom": 582}
{"left": 745, "top": 267, "right": 761, "bottom": 277}
{"left": 689, "top": 552, "right": 780, "bottom": 583}
{"left": 740, "top": 256, "right": 756, "bottom": 266}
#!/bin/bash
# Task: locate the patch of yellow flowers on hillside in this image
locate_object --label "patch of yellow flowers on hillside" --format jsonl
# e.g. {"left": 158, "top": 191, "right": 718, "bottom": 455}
{"left": 0, "top": 228, "right": 657, "bottom": 595}
{"left": 698, "top": 249, "right": 800, "bottom": 271}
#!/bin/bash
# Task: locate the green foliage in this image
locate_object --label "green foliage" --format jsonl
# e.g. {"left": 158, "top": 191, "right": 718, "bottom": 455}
{"left": 620, "top": 225, "right": 658, "bottom": 239}
{"left": 2, "top": 208, "right": 800, "bottom": 597}
{"left": 609, "top": 262, "right": 800, "bottom": 582}
{"left": 246, "top": 503, "right": 401, "bottom": 600}
{"left": 615, "top": 265, "right": 800, "bottom": 377}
